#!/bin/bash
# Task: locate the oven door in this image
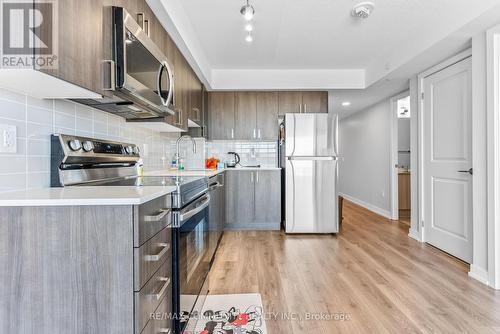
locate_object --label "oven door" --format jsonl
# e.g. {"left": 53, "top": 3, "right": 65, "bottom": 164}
{"left": 172, "top": 194, "right": 211, "bottom": 333}
{"left": 113, "top": 7, "right": 174, "bottom": 116}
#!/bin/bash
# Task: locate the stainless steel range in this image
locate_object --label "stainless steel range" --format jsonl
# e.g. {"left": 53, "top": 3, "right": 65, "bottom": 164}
{"left": 51, "top": 134, "right": 212, "bottom": 334}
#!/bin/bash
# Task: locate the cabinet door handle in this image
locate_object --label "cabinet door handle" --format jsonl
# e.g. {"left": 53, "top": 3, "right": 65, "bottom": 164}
{"left": 250, "top": 172, "right": 254, "bottom": 183}
{"left": 148, "top": 277, "right": 170, "bottom": 301}
{"left": 258, "top": 129, "right": 261, "bottom": 139}
{"left": 144, "top": 208, "right": 171, "bottom": 222}
{"left": 299, "top": 104, "right": 302, "bottom": 113}
{"left": 158, "top": 329, "right": 171, "bottom": 334}
{"left": 144, "top": 243, "right": 170, "bottom": 262}
{"left": 304, "top": 104, "right": 307, "bottom": 113}
{"left": 103, "top": 60, "right": 116, "bottom": 91}
{"left": 144, "top": 19, "right": 150, "bottom": 36}
{"left": 231, "top": 128, "right": 234, "bottom": 139}
{"left": 253, "top": 128, "right": 256, "bottom": 139}
{"left": 256, "top": 172, "right": 259, "bottom": 183}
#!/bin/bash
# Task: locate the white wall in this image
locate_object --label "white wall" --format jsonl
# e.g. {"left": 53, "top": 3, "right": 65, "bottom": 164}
{"left": 339, "top": 99, "right": 392, "bottom": 218}
{"left": 0, "top": 87, "right": 178, "bottom": 193}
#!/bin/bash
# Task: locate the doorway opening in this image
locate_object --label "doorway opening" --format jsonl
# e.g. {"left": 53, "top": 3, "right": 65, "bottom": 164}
{"left": 390, "top": 92, "right": 411, "bottom": 225}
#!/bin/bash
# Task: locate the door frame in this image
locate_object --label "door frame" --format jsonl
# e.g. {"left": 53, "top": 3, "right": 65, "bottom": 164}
{"left": 487, "top": 26, "right": 500, "bottom": 289}
{"left": 390, "top": 90, "right": 410, "bottom": 221}
{"left": 417, "top": 48, "right": 472, "bottom": 244}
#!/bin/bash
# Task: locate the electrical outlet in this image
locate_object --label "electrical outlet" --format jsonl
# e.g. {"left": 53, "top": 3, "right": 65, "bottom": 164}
{"left": 0, "top": 124, "right": 16, "bottom": 153}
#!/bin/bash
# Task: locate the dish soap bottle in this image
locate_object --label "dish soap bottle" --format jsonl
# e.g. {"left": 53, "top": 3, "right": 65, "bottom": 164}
{"left": 178, "top": 157, "right": 185, "bottom": 170}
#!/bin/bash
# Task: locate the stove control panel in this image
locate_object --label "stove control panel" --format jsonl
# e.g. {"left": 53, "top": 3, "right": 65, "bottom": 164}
{"left": 52, "top": 134, "right": 141, "bottom": 159}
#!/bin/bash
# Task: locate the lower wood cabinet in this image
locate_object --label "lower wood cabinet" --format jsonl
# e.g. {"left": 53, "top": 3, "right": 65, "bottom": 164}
{"left": 0, "top": 195, "right": 173, "bottom": 334}
{"left": 225, "top": 170, "right": 281, "bottom": 230}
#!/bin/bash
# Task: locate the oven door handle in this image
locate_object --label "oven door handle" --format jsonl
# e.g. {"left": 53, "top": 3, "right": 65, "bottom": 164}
{"left": 208, "top": 182, "right": 222, "bottom": 191}
{"left": 179, "top": 194, "right": 210, "bottom": 223}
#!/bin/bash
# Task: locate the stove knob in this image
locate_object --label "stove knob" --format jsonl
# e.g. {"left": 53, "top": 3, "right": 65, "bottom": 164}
{"left": 125, "top": 146, "right": 133, "bottom": 154}
{"left": 68, "top": 139, "right": 82, "bottom": 151}
{"left": 82, "top": 141, "right": 94, "bottom": 152}
{"left": 133, "top": 146, "right": 140, "bottom": 155}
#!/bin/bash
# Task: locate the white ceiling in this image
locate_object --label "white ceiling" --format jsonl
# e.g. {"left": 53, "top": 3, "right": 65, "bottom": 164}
{"left": 178, "top": 0, "right": 497, "bottom": 71}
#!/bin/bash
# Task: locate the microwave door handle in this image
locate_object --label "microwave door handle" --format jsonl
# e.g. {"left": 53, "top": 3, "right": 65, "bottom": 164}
{"left": 157, "top": 61, "right": 174, "bottom": 107}
{"left": 164, "top": 61, "right": 174, "bottom": 107}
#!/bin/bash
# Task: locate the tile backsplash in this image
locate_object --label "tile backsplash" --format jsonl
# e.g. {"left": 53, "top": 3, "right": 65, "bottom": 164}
{"left": 206, "top": 141, "right": 278, "bottom": 167}
{"left": 0, "top": 87, "right": 179, "bottom": 192}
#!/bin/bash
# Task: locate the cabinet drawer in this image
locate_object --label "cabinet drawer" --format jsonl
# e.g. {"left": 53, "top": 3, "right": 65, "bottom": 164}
{"left": 135, "top": 195, "right": 171, "bottom": 247}
{"left": 141, "top": 295, "right": 173, "bottom": 334}
{"left": 135, "top": 262, "right": 172, "bottom": 334}
{"left": 135, "top": 226, "right": 172, "bottom": 291}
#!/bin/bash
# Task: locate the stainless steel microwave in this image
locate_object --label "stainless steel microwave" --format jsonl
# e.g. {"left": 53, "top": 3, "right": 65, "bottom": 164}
{"left": 112, "top": 6, "right": 175, "bottom": 117}
{"left": 72, "top": 7, "right": 175, "bottom": 120}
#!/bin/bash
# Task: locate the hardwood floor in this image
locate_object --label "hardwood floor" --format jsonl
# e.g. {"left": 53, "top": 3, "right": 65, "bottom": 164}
{"left": 208, "top": 200, "right": 500, "bottom": 333}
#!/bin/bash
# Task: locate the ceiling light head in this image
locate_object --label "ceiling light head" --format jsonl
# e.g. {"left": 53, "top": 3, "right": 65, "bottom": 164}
{"left": 240, "top": 1, "right": 255, "bottom": 21}
{"left": 352, "top": 2, "right": 375, "bottom": 19}
{"left": 245, "top": 33, "right": 253, "bottom": 43}
{"left": 342, "top": 101, "right": 351, "bottom": 107}
{"left": 245, "top": 23, "right": 253, "bottom": 32}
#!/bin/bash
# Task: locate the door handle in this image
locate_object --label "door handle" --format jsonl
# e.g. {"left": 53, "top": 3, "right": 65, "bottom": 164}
{"left": 458, "top": 168, "right": 473, "bottom": 175}
{"left": 144, "top": 243, "right": 170, "bottom": 262}
{"left": 144, "top": 209, "right": 170, "bottom": 222}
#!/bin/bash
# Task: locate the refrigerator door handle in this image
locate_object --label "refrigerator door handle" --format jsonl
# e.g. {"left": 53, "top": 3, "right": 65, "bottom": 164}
{"left": 287, "top": 156, "right": 338, "bottom": 161}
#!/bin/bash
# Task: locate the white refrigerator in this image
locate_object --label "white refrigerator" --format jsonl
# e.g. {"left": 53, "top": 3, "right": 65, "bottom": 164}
{"left": 280, "top": 113, "right": 340, "bottom": 233}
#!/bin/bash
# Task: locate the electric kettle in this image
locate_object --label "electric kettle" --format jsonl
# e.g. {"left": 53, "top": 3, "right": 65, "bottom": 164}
{"left": 226, "top": 152, "right": 241, "bottom": 168}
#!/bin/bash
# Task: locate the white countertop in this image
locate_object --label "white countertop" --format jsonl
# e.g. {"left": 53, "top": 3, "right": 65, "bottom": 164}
{"left": 145, "top": 167, "right": 281, "bottom": 177}
{"left": 224, "top": 167, "right": 281, "bottom": 171}
{"left": 0, "top": 186, "right": 176, "bottom": 207}
{"left": 144, "top": 169, "right": 224, "bottom": 177}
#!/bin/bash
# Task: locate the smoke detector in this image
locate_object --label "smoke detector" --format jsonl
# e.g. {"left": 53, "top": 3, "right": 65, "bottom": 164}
{"left": 352, "top": 2, "right": 375, "bottom": 19}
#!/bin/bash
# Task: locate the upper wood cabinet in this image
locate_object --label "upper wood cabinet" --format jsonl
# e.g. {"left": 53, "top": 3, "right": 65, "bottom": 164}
{"left": 302, "top": 91, "right": 328, "bottom": 113}
{"left": 278, "top": 91, "right": 328, "bottom": 114}
{"left": 235, "top": 92, "right": 258, "bottom": 140}
{"left": 278, "top": 92, "right": 303, "bottom": 114}
{"left": 35, "top": 0, "right": 104, "bottom": 94}
{"left": 257, "top": 92, "right": 279, "bottom": 140}
{"left": 209, "top": 92, "right": 236, "bottom": 140}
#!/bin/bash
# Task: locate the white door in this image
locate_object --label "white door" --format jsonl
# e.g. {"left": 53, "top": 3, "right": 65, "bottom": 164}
{"left": 423, "top": 57, "right": 473, "bottom": 263}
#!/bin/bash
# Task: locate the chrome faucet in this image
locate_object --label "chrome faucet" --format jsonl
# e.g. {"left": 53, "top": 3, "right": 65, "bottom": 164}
{"left": 175, "top": 135, "right": 197, "bottom": 168}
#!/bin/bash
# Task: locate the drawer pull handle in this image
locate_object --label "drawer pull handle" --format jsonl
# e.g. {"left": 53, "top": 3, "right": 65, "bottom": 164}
{"left": 144, "top": 243, "right": 170, "bottom": 262}
{"left": 149, "top": 277, "right": 170, "bottom": 301}
{"left": 144, "top": 209, "right": 171, "bottom": 222}
{"left": 158, "top": 329, "right": 171, "bottom": 334}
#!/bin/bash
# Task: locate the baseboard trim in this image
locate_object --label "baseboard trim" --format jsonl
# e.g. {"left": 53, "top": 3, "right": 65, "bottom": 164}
{"left": 408, "top": 228, "right": 421, "bottom": 242}
{"left": 468, "top": 264, "right": 489, "bottom": 286}
{"left": 339, "top": 192, "right": 392, "bottom": 219}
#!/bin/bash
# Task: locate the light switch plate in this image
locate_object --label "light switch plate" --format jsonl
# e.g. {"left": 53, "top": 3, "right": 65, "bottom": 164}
{"left": 0, "top": 124, "right": 17, "bottom": 153}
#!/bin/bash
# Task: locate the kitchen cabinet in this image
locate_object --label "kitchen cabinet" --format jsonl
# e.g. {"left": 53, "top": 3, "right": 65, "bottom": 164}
{"left": 188, "top": 85, "right": 209, "bottom": 138}
{"left": 225, "top": 170, "right": 281, "bottom": 230}
{"left": 235, "top": 92, "right": 258, "bottom": 140}
{"left": 189, "top": 70, "right": 203, "bottom": 124}
{"left": 209, "top": 92, "right": 236, "bottom": 140}
{"left": 254, "top": 170, "right": 282, "bottom": 224}
{"left": 0, "top": 195, "right": 173, "bottom": 334}
{"left": 257, "top": 92, "right": 279, "bottom": 140}
{"left": 278, "top": 92, "right": 303, "bottom": 114}
{"left": 278, "top": 91, "right": 328, "bottom": 114}
{"left": 208, "top": 173, "right": 225, "bottom": 262}
{"left": 35, "top": 0, "right": 104, "bottom": 94}
{"left": 302, "top": 91, "right": 328, "bottom": 113}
